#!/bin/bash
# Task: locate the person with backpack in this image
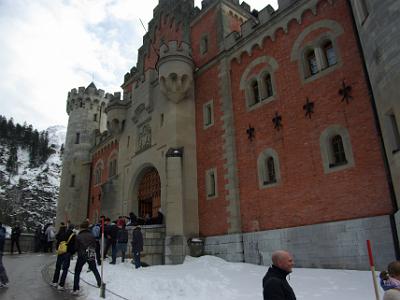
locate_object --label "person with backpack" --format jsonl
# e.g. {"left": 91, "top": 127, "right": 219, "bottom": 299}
{"left": 51, "top": 223, "right": 76, "bottom": 290}
{"left": 116, "top": 223, "right": 128, "bottom": 263}
{"left": 131, "top": 225, "right": 143, "bottom": 269}
{"left": 91, "top": 216, "right": 103, "bottom": 266}
{"left": 10, "top": 225, "right": 22, "bottom": 254}
{"left": 73, "top": 220, "right": 101, "bottom": 295}
{"left": 0, "top": 222, "right": 9, "bottom": 288}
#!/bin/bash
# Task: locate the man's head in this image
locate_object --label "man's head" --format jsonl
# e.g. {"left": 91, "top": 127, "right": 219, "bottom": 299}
{"left": 80, "top": 220, "right": 89, "bottom": 230}
{"left": 271, "top": 250, "right": 294, "bottom": 273}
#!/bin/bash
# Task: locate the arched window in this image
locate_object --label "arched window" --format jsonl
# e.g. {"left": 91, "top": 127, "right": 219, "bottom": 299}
{"left": 251, "top": 80, "right": 260, "bottom": 105}
{"left": 306, "top": 50, "right": 318, "bottom": 76}
{"left": 331, "top": 135, "right": 347, "bottom": 166}
{"left": 109, "top": 158, "right": 117, "bottom": 178}
{"left": 264, "top": 74, "right": 273, "bottom": 98}
{"left": 94, "top": 162, "right": 103, "bottom": 185}
{"left": 265, "top": 157, "right": 276, "bottom": 184}
{"left": 323, "top": 41, "right": 337, "bottom": 67}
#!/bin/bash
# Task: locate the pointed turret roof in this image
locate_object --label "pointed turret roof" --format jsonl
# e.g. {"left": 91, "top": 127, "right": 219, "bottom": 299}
{"left": 86, "top": 82, "right": 96, "bottom": 89}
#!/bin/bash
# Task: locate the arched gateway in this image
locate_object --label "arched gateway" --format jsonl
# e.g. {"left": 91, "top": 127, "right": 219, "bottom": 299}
{"left": 136, "top": 167, "right": 161, "bottom": 219}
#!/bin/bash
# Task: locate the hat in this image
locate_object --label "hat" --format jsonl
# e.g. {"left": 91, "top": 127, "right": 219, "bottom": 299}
{"left": 80, "top": 220, "right": 89, "bottom": 229}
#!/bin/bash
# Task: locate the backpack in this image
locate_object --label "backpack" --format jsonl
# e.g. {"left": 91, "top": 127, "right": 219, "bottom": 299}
{"left": 56, "top": 233, "right": 74, "bottom": 255}
{"left": 85, "top": 246, "right": 96, "bottom": 261}
{"left": 91, "top": 224, "right": 100, "bottom": 239}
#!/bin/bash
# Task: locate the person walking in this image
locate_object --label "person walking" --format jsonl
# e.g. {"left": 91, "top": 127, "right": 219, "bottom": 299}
{"left": 45, "top": 223, "right": 56, "bottom": 252}
{"left": 116, "top": 223, "right": 128, "bottom": 263}
{"left": 51, "top": 224, "right": 76, "bottom": 290}
{"left": 131, "top": 225, "right": 143, "bottom": 269}
{"left": 0, "top": 222, "right": 9, "bottom": 288}
{"left": 380, "top": 261, "right": 400, "bottom": 300}
{"left": 72, "top": 221, "right": 101, "bottom": 295}
{"left": 10, "top": 224, "right": 22, "bottom": 254}
{"left": 262, "top": 250, "right": 296, "bottom": 300}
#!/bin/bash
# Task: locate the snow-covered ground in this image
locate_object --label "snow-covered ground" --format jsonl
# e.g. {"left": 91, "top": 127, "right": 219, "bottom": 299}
{"left": 62, "top": 255, "right": 383, "bottom": 300}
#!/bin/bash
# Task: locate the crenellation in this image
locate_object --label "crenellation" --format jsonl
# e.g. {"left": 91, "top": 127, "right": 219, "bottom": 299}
{"left": 240, "top": 1, "right": 251, "bottom": 12}
{"left": 258, "top": 5, "right": 275, "bottom": 24}
{"left": 240, "top": 18, "right": 258, "bottom": 38}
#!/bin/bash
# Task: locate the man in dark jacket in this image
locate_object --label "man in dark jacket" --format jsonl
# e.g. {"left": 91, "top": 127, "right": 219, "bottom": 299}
{"left": 73, "top": 221, "right": 101, "bottom": 295}
{"left": 10, "top": 225, "right": 21, "bottom": 254}
{"left": 52, "top": 224, "right": 76, "bottom": 290}
{"left": 0, "top": 222, "right": 9, "bottom": 288}
{"left": 262, "top": 250, "right": 296, "bottom": 300}
{"left": 104, "top": 218, "right": 118, "bottom": 264}
{"left": 131, "top": 225, "right": 143, "bottom": 269}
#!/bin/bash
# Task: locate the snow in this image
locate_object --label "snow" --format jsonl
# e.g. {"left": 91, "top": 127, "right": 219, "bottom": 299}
{"left": 63, "top": 255, "right": 384, "bottom": 300}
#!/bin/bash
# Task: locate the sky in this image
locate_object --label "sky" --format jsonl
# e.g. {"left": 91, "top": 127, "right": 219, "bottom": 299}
{"left": 58, "top": 255, "right": 383, "bottom": 300}
{"left": 0, "top": 0, "right": 278, "bottom": 131}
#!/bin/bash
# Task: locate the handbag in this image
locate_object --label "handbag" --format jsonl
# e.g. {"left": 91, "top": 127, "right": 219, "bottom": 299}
{"left": 57, "top": 233, "right": 74, "bottom": 255}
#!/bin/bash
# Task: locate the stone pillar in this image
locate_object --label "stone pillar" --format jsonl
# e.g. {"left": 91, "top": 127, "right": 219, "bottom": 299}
{"left": 164, "top": 147, "right": 187, "bottom": 264}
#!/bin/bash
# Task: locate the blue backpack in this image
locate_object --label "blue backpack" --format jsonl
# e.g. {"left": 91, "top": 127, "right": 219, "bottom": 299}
{"left": 91, "top": 224, "right": 100, "bottom": 239}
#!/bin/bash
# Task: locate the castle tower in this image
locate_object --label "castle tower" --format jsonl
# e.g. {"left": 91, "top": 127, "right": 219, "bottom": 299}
{"left": 56, "top": 83, "right": 111, "bottom": 226}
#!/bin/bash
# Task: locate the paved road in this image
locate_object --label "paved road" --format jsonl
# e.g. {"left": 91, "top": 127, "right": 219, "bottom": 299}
{"left": 0, "top": 253, "right": 73, "bottom": 300}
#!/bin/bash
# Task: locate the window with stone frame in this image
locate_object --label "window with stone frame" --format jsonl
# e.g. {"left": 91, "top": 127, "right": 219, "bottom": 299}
{"left": 75, "top": 132, "right": 80, "bottom": 144}
{"left": 323, "top": 41, "right": 337, "bottom": 67}
{"left": 320, "top": 125, "right": 354, "bottom": 173}
{"left": 387, "top": 112, "right": 400, "bottom": 154}
{"left": 330, "top": 135, "right": 347, "bottom": 167}
{"left": 108, "top": 157, "right": 117, "bottom": 178}
{"left": 263, "top": 73, "right": 273, "bottom": 99}
{"left": 306, "top": 49, "right": 318, "bottom": 76}
{"left": 206, "top": 168, "right": 217, "bottom": 199}
{"left": 70, "top": 174, "right": 75, "bottom": 187}
{"left": 200, "top": 35, "right": 208, "bottom": 55}
{"left": 203, "top": 100, "right": 214, "bottom": 128}
{"left": 94, "top": 163, "right": 103, "bottom": 185}
{"left": 247, "top": 79, "right": 261, "bottom": 107}
{"left": 257, "top": 148, "right": 281, "bottom": 189}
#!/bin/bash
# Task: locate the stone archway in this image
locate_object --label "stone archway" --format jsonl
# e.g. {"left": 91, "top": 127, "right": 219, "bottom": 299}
{"left": 137, "top": 167, "right": 161, "bottom": 219}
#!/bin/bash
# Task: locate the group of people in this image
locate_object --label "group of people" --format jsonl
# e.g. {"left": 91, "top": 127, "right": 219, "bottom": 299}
{"left": 51, "top": 214, "right": 144, "bottom": 295}
{"left": 33, "top": 223, "right": 57, "bottom": 253}
{"left": 262, "top": 250, "right": 400, "bottom": 300}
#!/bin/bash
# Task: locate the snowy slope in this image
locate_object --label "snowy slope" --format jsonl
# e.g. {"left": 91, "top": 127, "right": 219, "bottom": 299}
{"left": 0, "top": 125, "right": 66, "bottom": 231}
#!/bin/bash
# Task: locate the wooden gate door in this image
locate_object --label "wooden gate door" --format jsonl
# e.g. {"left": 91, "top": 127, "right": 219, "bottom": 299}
{"left": 137, "top": 167, "right": 161, "bottom": 218}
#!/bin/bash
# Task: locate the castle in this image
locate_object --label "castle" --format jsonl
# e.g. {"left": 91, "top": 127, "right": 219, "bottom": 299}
{"left": 57, "top": 0, "right": 400, "bottom": 269}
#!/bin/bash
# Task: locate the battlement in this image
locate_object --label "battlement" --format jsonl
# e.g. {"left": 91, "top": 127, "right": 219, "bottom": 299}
{"left": 159, "top": 41, "right": 192, "bottom": 59}
{"left": 66, "top": 83, "right": 113, "bottom": 114}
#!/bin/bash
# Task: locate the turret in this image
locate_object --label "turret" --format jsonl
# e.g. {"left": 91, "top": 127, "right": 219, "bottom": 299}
{"left": 158, "top": 41, "right": 194, "bottom": 103}
{"left": 57, "top": 82, "right": 110, "bottom": 226}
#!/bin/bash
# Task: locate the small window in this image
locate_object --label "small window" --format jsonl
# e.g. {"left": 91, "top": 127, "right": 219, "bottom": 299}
{"left": 264, "top": 157, "right": 277, "bottom": 184}
{"left": 206, "top": 168, "right": 217, "bottom": 199}
{"left": 94, "top": 167, "right": 102, "bottom": 185}
{"left": 93, "top": 114, "right": 97, "bottom": 121}
{"left": 203, "top": 101, "right": 214, "bottom": 128}
{"left": 251, "top": 80, "right": 260, "bottom": 105}
{"left": 75, "top": 132, "right": 80, "bottom": 144}
{"left": 330, "top": 135, "right": 347, "bottom": 167}
{"left": 70, "top": 174, "right": 75, "bottom": 187}
{"left": 306, "top": 50, "right": 318, "bottom": 76}
{"left": 80, "top": 101, "right": 83, "bottom": 108}
{"left": 200, "top": 35, "right": 208, "bottom": 55}
{"left": 388, "top": 113, "right": 400, "bottom": 153}
{"left": 98, "top": 194, "right": 101, "bottom": 202}
{"left": 127, "top": 136, "right": 130, "bottom": 148}
{"left": 109, "top": 159, "right": 117, "bottom": 178}
{"left": 323, "top": 41, "right": 337, "bottom": 67}
{"left": 264, "top": 74, "right": 273, "bottom": 98}
{"left": 160, "top": 113, "right": 164, "bottom": 127}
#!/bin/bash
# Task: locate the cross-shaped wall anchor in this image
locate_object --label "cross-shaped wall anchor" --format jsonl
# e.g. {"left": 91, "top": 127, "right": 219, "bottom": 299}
{"left": 339, "top": 80, "right": 353, "bottom": 104}
{"left": 303, "top": 98, "right": 314, "bottom": 119}
{"left": 246, "top": 125, "right": 255, "bottom": 141}
{"left": 272, "top": 112, "right": 282, "bottom": 130}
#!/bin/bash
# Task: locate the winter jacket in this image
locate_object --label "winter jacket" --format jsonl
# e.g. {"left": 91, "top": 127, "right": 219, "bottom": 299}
{"left": 262, "top": 265, "right": 296, "bottom": 300}
{"left": 11, "top": 226, "right": 21, "bottom": 240}
{"left": 104, "top": 224, "right": 118, "bottom": 241}
{"left": 117, "top": 228, "right": 128, "bottom": 244}
{"left": 75, "top": 229, "right": 96, "bottom": 257}
{"left": 384, "top": 289, "right": 400, "bottom": 300}
{"left": 131, "top": 227, "right": 143, "bottom": 253}
{"left": 0, "top": 226, "right": 6, "bottom": 252}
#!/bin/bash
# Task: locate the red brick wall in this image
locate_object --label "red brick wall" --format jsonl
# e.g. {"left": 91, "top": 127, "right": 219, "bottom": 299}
{"left": 195, "top": 0, "right": 393, "bottom": 236}
{"left": 229, "top": 0, "right": 392, "bottom": 233}
{"left": 144, "top": 15, "right": 184, "bottom": 72}
{"left": 88, "top": 140, "right": 119, "bottom": 222}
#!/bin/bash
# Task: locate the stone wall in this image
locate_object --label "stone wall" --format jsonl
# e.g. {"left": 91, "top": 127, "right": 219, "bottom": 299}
{"left": 3, "top": 233, "right": 35, "bottom": 253}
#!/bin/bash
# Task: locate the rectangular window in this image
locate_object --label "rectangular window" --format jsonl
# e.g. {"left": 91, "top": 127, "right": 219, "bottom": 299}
{"left": 203, "top": 101, "right": 214, "bottom": 128}
{"left": 389, "top": 113, "right": 400, "bottom": 153}
{"left": 200, "top": 35, "right": 208, "bottom": 55}
{"left": 160, "top": 113, "right": 164, "bottom": 127}
{"left": 75, "top": 132, "right": 80, "bottom": 144}
{"left": 206, "top": 168, "right": 217, "bottom": 199}
{"left": 93, "top": 114, "right": 97, "bottom": 121}
{"left": 127, "top": 136, "right": 130, "bottom": 148}
{"left": 70, "top": 174, "right": 75, "bottom": 187}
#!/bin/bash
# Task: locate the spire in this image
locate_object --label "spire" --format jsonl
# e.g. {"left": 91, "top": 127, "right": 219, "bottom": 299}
{"left": 86, "top": 82, "right": 97, "bottom": 90}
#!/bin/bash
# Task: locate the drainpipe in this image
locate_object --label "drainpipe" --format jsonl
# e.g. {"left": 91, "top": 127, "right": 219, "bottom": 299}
{"left": 346, "top": 0, "right": 400, "bottom": 259}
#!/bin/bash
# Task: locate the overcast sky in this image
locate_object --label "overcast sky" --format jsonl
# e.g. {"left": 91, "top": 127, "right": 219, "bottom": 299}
{"left": 0, "top": 0, "right": 278, "bottom": 131}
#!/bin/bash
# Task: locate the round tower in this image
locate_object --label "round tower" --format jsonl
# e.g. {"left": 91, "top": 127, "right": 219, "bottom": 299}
{"left": 56, "top": 82, "right": 111, "bottom": 226}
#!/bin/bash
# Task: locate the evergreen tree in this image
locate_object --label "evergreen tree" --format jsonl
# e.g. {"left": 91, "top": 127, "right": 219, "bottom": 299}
{"left": 6, "top": 142, "right": 18, "bottom": 174}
